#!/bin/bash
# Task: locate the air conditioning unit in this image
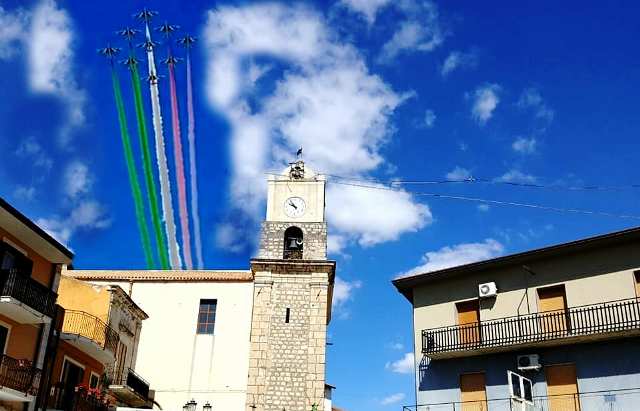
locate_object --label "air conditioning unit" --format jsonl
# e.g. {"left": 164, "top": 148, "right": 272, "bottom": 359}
{"left": 478, "top": 282, "right": 498, "bottom": 298}
{"left": 517, "top": 354, "right": 541, "bottom": 371}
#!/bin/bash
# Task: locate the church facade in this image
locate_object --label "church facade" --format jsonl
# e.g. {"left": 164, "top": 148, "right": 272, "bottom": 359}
{"left": 65, "top": 161, "right": 335, "bottom": 411}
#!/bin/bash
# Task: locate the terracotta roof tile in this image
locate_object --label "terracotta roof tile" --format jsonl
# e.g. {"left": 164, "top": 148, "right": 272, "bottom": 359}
{"left": 66, "top": 269, "right": 253, "bottom": 282}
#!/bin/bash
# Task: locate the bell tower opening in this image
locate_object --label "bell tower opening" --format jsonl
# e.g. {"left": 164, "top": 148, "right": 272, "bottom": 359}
{"left": 283, "top": 226, "right": 303, "bottom": 260}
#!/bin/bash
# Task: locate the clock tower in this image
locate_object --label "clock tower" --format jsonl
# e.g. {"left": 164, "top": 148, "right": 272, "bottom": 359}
{"left": 246, "top": 160, "right": 335, "bottom": 411}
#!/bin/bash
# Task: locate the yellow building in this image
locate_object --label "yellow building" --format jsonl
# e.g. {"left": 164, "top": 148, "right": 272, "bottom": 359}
{"left": 47, "top": 276, "right": 150, "bottom": 410}
{"left": 0, "top": 197, "right": 73, "bottom": 411}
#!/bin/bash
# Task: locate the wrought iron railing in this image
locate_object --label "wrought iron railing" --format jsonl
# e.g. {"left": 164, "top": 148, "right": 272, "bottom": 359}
{"left": 110, "top": 368, "right": 150, "bottom": 400}
{"left": 0, "top": 354, "right": 41, "bottom": 395}
{"left": 402, "top": 388, "right": 640, "bottom": 410}
{"left": 422, "top": 298, "right": 640, "bottom": 355}
{"left": 61, "top": 310, "right": 119, "bottom": 355}
{"left": 0, "top": 268, "right": 57, "bottom": 318}
{"left": 50, "top": 384, "right": 110, "bottom": 411}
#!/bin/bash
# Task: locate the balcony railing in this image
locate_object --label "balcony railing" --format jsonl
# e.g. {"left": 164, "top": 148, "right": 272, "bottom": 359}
{"left": 0, "top": 268, "right": 57, "bottom": 318}
{"left": 402, "top": 388, "right": 640, "bottom": 411}
{"left": 50, "top": 384, "right": 110, "bottom": 411}
{"left": 61, "top": 310, "right": 119, "bottom": 355}
{"left": 111, "top": 368, "right": 150, "bottom": 400}
{"left": 0, "top": 354, "right": 41, "bottom": 395}
{"left": 422, "top": 298, "right": 640, "bottom": 356}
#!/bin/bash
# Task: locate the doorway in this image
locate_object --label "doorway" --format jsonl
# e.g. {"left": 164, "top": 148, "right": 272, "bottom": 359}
{"left": 545, "top": 363, "right": 580, "bottom": 411}
{"left": 60, "top": 358, "right": 85, "bottom": 410}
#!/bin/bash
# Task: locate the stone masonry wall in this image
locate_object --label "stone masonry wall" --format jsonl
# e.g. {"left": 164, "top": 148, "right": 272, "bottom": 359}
{"left": 258, "top": 222, "right": 327, "bottom": 260}
{"left": 246, "top": 268, "right": 329, "bottom": 411}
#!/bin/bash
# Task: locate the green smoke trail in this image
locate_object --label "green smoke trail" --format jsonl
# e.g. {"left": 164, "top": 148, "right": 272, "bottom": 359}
{"left": 111, "top": 68, "right": 155, "bottom": 268}
{"left": 129, "top": 62, "right": 170, "bottom": 269}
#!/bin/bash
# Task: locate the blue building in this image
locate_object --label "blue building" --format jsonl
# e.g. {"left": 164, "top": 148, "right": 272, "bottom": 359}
{"left": 393, "top": 227, "right": 640, "bottom": 410}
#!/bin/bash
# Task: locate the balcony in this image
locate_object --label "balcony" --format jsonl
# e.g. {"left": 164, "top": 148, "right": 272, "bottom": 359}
{"left": 0, "top": 354, "right": 41, "bottom": 402}
{"left": 60, "top": 310, "right": 119, "bottom": 364}
{"left": 0, "top": 269, "right": 57, "bottom": 323}
{"left": 402, "top": 388, "right": 640, "bottom": 411}
{"left": 422, "top": 298, "right": 640, "bottom": 359}
{"left": 108, "top": 368, "right": 151, "bottom": 408}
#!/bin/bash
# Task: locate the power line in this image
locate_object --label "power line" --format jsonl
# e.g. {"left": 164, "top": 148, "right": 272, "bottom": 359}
{"left": 330, "top": 180, "right": 640, "bottom": 221}
{"left": 265, "top": 169, "right": 640, "bottom": 191}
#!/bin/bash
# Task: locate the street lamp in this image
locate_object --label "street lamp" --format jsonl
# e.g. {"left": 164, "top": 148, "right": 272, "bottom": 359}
{"left": 183, "top": 399, "right": 197, "bottom": 411}
{"left": 203, "top": 402, "right": 212, "bottom": 411}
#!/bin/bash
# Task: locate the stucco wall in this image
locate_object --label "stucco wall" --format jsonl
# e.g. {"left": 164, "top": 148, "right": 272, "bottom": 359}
{"left": 412, "top": 241, "right": 640, "bottom": 359}
{"left": 0, "top": 313, "right": 39, "bottom": 361}
{"left": 57, "top": 276, "right": 111, "bottom": 322}
{"left": 416, "top": 338, "right": 640, "bottom": 408}
{"left": 87, "top": 279, "right": 254, "bottom": 411}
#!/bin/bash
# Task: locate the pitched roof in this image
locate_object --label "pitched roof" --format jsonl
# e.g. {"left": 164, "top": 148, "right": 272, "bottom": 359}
{"left": 66, "top": 269, "right": 253, "bottom": 282}
{"left": 393, "top": 226, "right": 640, "bottom": 302}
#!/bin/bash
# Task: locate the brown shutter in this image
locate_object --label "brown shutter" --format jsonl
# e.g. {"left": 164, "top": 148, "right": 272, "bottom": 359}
{"left": 460, "top": 372, "right": 487, "bottom": 411}
{"left": 456, "top": 300, "right": 481, "bottom": 346}
{"left": 538, "top": 285, "right": 568, "bottom": 334}
{"left": 545, "top": 364, "right": 580, "bottom": 411}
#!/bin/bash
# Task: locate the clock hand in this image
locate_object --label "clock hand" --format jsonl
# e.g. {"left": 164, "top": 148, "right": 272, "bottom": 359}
{"left": 288, "top": 200, "right": 298, "bottom": 210}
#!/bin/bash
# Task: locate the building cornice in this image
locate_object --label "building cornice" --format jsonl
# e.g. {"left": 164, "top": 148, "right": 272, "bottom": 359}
{"left": 65, "top": 269, "right": 254, "bottom": 283}
{"left": 250, "top": 258, "right": 336, "bottom": 278}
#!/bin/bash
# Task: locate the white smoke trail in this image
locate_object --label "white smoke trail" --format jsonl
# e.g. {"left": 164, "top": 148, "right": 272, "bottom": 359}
{"left": 143, "top": 24, "right": 182, "bottom": 269}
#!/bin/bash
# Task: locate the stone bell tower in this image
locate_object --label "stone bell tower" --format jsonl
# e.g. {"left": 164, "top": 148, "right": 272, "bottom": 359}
{"left": 246, "top": 160, "right": 335, "bottom": 411}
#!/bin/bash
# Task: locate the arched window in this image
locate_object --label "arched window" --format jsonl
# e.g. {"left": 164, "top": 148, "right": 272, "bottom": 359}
{"left": 283, "top": 226, "right": 303, "bottom": 260}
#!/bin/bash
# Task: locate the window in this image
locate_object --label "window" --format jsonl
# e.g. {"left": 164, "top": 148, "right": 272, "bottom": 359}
{"left": 460, "top": 372, "right": 487, "bottom": 411}
{"left": 0, "top": 324, "right": 8, "bottom": 354}
{"left": 89, "top": 372, "right": 100, "bottom": 389}
{"left": 114, "top": 342, "right": 128, "bottom": 380}
{"left": 634, "top": 271, "right": 640, "bottom": 298}
{"left": 508, "top": 371, "right": 533, "bottom": 403}
{"left": 0, "top": 242, "right": 32, "bottom": 274}
{"left": 285, "top": 308, "right": 291, "bottom": 323}
{"left": 197, "top": 299, "right": 217, "bottom": 334}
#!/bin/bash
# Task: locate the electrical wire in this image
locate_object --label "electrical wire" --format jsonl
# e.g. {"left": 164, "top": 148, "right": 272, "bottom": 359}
{"left": 330, "top": 180, "right": 640, "bottom": 221}
{"left": 265, "top": 170, "right": 640, "bottom": 191}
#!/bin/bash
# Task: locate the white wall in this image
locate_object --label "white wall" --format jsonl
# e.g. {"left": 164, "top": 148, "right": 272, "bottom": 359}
{"left": 93, "top": 280, "right": 254, "bottom": 411}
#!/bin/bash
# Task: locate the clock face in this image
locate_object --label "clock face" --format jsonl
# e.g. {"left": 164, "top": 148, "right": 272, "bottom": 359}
{"left": 284, "top": 197, "right": 306, "bottom": 218}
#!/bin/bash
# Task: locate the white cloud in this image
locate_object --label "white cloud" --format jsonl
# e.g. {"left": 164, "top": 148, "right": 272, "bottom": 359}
{"left": 512, "top": 137, "right": 537, "bottom": 154}
{"left": 204, "top": 3, "right": 431, "bottom": 251}
{"left": 340, "top": 0, "right": 391, "bottom": 24}
{"left": 327, "top": 234, "right": 348, "bottom": 255}
{"left": 215, "top": 222, "right": 246, "bottom": 253}
{"left": 63, "top": 161, "right": 92, "bottom": 199}
{"left": 15, "top": 137, "right": 53, "bottom": 171}
{"left": 424, "top": 109, "right": 436, "bottom": 128}
{"left": 37, "top": 200, "right": 110, "bottom": 245}
{"left": 333, "top": 276, "right": 362, "bottom": 319}
{"left": 477, "top": 203, "right": 490, "bottom": 212}
{"left": 378, "top": 1, "right": 444, "bottom": 63}
{"left": 13, "top": 186, "right": 36, "bottom": 201}
{"left": 517, "top": 87, "right": 554, "bottom": 123}
{"left": 387, "top": 342, "right": 404, "bottom": 350}
{"left": 495, "top": 169, "right": 537, "bottom": 184}
{"left": 470, "top": 83, "right": 500, "bottom": 125}
{"left": 441, "top": 50, "right": 477, "bottom": 77}
{"left": 29, "top": 0, "right": 85, "bottom": 143}
{"left": 327, "top": 184, "right": 431, "bottom": 247}
{"left": 381, "top": 393, "right": 406, "bottom": 405}
{"left": 385, "top": 352, "right": 415, "bottom": 374}
{"left": 333, "top": 276, "right": 362, "bottom": 308}
{"left": 399, "top": 239, "right": 504, "bottom": 278}
{"left": 446, "top": 166, "right": 471, "bottom": 181}
{"left": 0, "top": 6, "right": 27, "bottom": 59}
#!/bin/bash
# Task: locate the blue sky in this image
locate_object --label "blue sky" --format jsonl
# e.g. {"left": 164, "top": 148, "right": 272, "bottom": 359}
{"left": 1, "top": 0, "right": 640, "bottom": 408}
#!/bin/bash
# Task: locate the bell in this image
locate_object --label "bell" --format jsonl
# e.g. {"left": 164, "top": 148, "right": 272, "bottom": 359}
{"left": 288, "top": 238, "right": 300, "bottom": 249}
